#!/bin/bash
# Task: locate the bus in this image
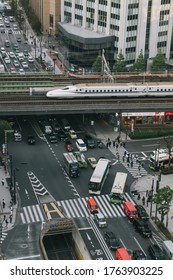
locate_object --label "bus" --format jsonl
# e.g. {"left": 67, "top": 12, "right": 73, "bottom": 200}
{"left": 88, "top": 158, "right": 110, "bottom": 195}
{"left": 110, "top": 172, "right": 127, "bottom": 204}
{"left": 149, "top": 149, "right": 173, "bottom": 171}
{"left": 63, "top": 152, "right": 79, "bottom": 178}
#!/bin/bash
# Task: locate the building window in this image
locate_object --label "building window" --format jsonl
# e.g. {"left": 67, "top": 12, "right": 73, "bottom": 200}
{"left": 126, "top": 36, "right": 136, "bottom": 42}
{"left": 128, "top": 3, "right": 139, "bottom": 9}
{"left": 99, "top": 0, "right": 108, "bottom": 5}
{"left": 127, "top": 14, "right": 138, "bottom": 20}
{"left": 159, "top": 20, "right": 169, "bottom": 26}
{"left": 127, "top": 25, "right": 137, "bottom": 31}
{"left": 161, "top": 0, "right": 170, "bottom": 4}
{"left": 157, "top": 41, "right": 167, "bottom": 47}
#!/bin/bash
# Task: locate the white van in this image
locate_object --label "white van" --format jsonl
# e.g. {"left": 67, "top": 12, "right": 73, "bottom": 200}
{"left": 94, "top": 212, "right": 107, "bottom": 228}
{"left": 162, "top": 240, "right": 173, "bottom": 259}
{"left": 44, "top": 125, "right": 52, "bottom": 134}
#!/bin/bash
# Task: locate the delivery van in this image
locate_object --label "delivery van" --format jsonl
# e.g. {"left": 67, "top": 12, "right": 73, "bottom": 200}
{"left": 87, "top": 197, "right": 98, "bottom": 214}
{"left": 162, "top": 240, "right": 173, "bottom": 260}
{"left": 123, "top": 201, "right": 138, "bottom": 219}
{"left": 116, "top": 248, "right": 131, "bottom": 260}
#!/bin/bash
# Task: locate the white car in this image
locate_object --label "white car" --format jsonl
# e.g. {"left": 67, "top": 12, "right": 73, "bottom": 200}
{"left": 14, "top": 60, "right": 20, "bottom": 67}
{"left": 87, "top": 157, "right": 97, "bottom": 169}
{"left": 9, "top": 52, "right": 15, "bottom": 58}
{"left": 75, "top": 139, "right": 87, "bottom": 152}
{"left": 44, "top": 125, "right": 52, "bottom": 134}
{"left": 22, "top": 61, "right": 29, "bottom": 68}
{"left": 19, "top": 68, "right": 25, "bottom": 75}
{"left": 28, "top": 56, "right": 34, "bottom": 63}
{"left": 69, "top": 129, "right": 77, "bottom": 139}
{"left": 4, "top": 57, "right": 10, "bottom": 64}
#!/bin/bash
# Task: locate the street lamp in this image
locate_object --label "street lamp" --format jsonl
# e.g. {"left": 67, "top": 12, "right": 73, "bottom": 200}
{"left": 4, "top": 129, "right": 14, "bottom": 172}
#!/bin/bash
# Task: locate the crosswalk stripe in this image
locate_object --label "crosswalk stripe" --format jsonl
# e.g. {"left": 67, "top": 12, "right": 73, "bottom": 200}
{"left": 60, "top": 200, "right": 72, "bottom": 218}
{"left": 23, "top": 207, "right": 31, "bottom": 223}
{"left": 77, "top": 197, "right": 90, "bottom": 217}
{"left": 101, "top": 195, "right": 118, "bottom": 216}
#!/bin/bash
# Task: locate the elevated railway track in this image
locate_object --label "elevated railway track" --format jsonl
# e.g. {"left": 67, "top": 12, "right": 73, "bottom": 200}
{"left": 0, "top": 96, "right": 173, "bottom": 115}
{"left": 0, "top": 72, "right": 173, "bottom": 84}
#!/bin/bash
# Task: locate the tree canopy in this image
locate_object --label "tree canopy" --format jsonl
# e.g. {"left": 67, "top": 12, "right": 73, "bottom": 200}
{"left": 151, "top": 49, "right": 166, "bottom": 72}
{"left": 133, "top": 49, "right": 146, "bottom": 72}
{"left": 113, "top": 50, "right": 126, "bottom": 72}
{"left": 152, "top": 186, "right": 173, "bottom": 224}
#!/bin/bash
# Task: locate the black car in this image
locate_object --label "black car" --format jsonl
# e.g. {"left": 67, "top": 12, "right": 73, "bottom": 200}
{"left": 27, "top": 135, "right": 36, "bottom": 144}
{"left": 132, "top": 249, "right": 147, "bottom": 260}
{"left": 104, "top": 231, "right": 121, "bottom": 250}
{"left": 136, "top": 205, "right": 149, "bottom": 220}
{"left": 58, "top": 130, "right": 68, "bottom": 141}
{"left": 48, "top": 135, "right": 57, "bottom": 143}
{"left": 65, "top": 140, "right": 74, "bottom": 152}
{"left": 148, "top": 244, "right": 166, "bottom": 260}
{"left": 84, "top": 134, "right": 95, "bottom": 148}
{"left": 132, "top": 218, "right": 152, "bottom": 238}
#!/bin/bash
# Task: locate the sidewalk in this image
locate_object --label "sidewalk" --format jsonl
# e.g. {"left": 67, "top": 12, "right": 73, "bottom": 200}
{"left": 0, "top": 166, "right": 17, "bottom": 233}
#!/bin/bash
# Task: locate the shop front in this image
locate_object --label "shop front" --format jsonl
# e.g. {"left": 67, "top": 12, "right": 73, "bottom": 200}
{"left": 122, "top": 112, "right": 165, "bottom": 127}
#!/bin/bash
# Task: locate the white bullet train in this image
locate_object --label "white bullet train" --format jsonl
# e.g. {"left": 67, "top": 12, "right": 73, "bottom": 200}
{"left": 46, "top": 83, "right": 173, "bottom": 99}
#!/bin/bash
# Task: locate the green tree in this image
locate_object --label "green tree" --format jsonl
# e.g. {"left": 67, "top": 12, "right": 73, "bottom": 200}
{"left": 133, "top": 50, "right": 146, "bottom": 72}
{"left": 152, "top": 186, "right": 173, "bottom": 225}
{"left": 92, "top": 54, "right": 102, "bottom": 73}
{"left": 113, "top": 50, "right": 126, "bottom": 72}
{"left": 0, "top": 120, "right": 12, "bottom": 146}
{"left": 151, "top": 49, "right": 166, "bottom": 72}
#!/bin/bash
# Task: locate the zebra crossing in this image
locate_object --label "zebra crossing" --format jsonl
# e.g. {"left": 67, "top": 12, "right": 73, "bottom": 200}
{"left": 20, "top": 204, "right": 45, "bottom": 224}
{"left": 19, "top": 193, "right": 136, "bottom": 224}
{"left": 0, "top": 232, "right": 7, "bottom": 245}
{"left": 110, "top": 146, "right": 148, "bottom": 178}
{"left": 56, "top": 192, "right": 135, "bottom": 219}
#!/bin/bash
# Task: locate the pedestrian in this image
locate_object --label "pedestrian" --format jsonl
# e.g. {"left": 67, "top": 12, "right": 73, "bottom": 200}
{"left": 106, "top": 142, "right": 109, "bottom": 148}
{"left": 113, "top": 140, "right": 115, "bottom": 148}
{"left": 146, "top": 190, "right": 148, "bottom": 197}
{"left": 9, "top": 215, "right": 12, "bottom": 223}
{"left": 142, "top": 196, "right": 145, "bottom": 206}
{"left": 116, "top": 135, "right": 120, "bottom": 144}
{"left": 108, "top": 140, "right": 111, "bottom": 147}
{"left": 116, "top": 143, "right": 119, "bottom": 150}
{"left": 137, "top": 193, "right": 141, "bottom": 200}
{"left": 2, "top": 199, "right": 5, "bottom": 209}
{"left": 130, "top": 161, "right": 133, "bottom": 168}
{"left": 1, "top": 178, "right": 5, "bottom": 186}
{"left": 3, "top": 215, "right": 6, "bottom": 221}
{"left": 5, "top": 219, "right": 8, "bottom": 228}
{"left": 138, "top": 165, "right": 141, "bottom": 171}
{"left": 122, "top": 155, "right": 125, "bottom": 162}
{"left": 10, "top": 200, "right": 13, "bottom": 207}
{"left": 124, "top": 151, "right": 127, "bottom": 156}
{"left": 146, "top": 198, "right": 149, "bottom": 207}
{"left": 123, "top": 142, "right": 126, "bottom": 147}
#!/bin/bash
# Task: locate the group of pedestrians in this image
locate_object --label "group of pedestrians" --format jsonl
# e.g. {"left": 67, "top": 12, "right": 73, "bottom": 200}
{"left": 106, "top": 137, "right": 125, "bottom": 149}
{"left": 1, "top": 177, "right": 14, "bottom": 229}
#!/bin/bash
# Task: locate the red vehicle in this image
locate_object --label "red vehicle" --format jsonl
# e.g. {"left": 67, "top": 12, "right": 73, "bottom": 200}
{"left": 116, "top": 248, "right": 131, "bottom": 260}
{"left": 87, "top": 197, "right": 98, "bottom": 214}
{"left": 123, "top": 201, "right": 138, "bottom": 219}
{"left": 65, "top": 140, "right": 74, "bottom": 152}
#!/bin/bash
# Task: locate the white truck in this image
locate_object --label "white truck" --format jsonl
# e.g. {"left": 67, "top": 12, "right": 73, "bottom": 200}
{"left": 14, "top": 131, "right": 22, "bottom": 141}
{"left": 110, "top": 172, "right": 127, "bottom": 204}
